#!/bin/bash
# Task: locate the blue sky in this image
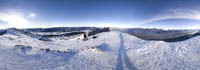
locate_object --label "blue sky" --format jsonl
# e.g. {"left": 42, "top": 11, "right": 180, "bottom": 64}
{"left": 0, "top": 0, "right": 200, "bottom": 29}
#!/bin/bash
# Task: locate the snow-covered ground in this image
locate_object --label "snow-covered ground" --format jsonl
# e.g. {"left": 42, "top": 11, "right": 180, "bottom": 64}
{"left": 0, "top": 28, "right": 200, "bottom": 70}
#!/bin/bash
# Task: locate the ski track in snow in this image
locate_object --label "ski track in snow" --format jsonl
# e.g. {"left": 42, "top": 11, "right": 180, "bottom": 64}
{"left": 116, "top": 33, "right": 137, "bottom": 70}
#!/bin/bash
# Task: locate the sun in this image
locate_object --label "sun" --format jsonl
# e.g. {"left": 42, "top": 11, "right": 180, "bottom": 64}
{"left": 29, "top": 13, "right": 36, "bottom": 18}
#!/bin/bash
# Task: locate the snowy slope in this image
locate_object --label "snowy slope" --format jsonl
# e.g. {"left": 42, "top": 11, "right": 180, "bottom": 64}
{"left": 0, "top": 29, "right": 200, "bottom": 70}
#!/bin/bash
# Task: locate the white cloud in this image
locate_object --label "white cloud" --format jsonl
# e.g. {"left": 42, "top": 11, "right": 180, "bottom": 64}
{"left": 0, "top": 11, "right": 36, "bottom": 28}
{"left": 139, "top": 9, "right": 200, "bottom": 25}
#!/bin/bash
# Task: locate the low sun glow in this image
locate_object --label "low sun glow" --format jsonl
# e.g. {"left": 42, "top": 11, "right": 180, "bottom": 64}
{"left": 0, "top": 12, "right": 36, "bottom": 28}
{"left": 29, "top": 13, "right": 36, "bottom": 18}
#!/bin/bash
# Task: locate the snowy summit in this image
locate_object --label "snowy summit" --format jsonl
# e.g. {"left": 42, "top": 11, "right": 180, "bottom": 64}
{"left": 0, "top": 27, "right": 200, "bottom": 70}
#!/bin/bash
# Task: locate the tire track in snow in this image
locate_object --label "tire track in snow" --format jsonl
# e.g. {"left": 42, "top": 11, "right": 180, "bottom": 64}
{"left": 116, "top": 33, "right": 137, "bottom": 70}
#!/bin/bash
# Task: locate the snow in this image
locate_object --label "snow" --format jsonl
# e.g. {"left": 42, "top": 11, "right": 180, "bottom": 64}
{"left": 0, "top": 29, "right": 200, "bottom": 70}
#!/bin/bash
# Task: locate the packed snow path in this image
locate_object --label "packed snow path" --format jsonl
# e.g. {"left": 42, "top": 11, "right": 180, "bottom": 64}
{"left": 116, "top": 33, "right": 137, "bottom": 70}
{"left": 1, "top": 31, "right": 200, "bottom": 70}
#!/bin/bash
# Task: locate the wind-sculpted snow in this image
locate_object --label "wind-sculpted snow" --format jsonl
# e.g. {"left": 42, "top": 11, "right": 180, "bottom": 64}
{"left": 0, "top": 45, "right": 76, "bottom": 70}
{"left": 0, "top": 28, "right": 200, "bottom": 70}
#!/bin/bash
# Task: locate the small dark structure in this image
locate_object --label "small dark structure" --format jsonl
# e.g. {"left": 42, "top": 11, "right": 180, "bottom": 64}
{"left": 83, "top": 32, "right": 89, "bottom": 41}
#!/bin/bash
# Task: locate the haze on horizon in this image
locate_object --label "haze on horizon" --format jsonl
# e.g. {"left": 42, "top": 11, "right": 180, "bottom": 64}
{"left": 0, "top": 0, "right": 200, "bottom": 29}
